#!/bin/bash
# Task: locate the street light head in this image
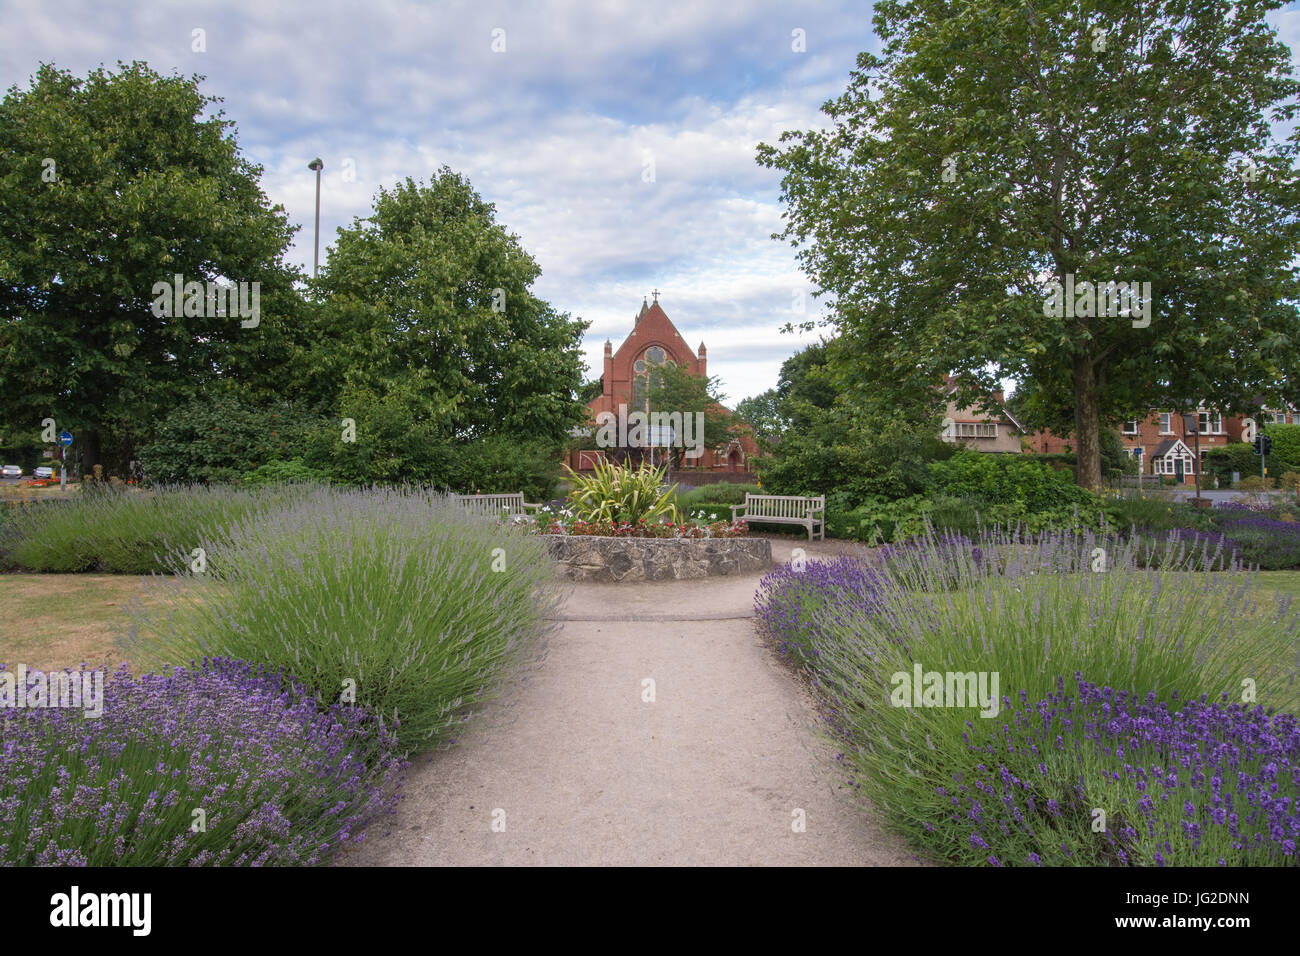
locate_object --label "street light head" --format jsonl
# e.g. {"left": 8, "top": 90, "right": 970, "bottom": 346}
{"left": 308, "top": 158, "right": 324, "bottom": 171}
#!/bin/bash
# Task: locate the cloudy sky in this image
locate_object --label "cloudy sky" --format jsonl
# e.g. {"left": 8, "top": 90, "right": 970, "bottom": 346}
{"left": 3, "top": 1, "right": 1299, "bottom": 403}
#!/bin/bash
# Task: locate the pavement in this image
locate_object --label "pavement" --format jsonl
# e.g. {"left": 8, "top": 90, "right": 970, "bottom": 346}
{"left": 340, "top": 536, "right": 918, "bottom": 866}
{"left": 1159, "top": 488, "right": 1280, "bottom": 504}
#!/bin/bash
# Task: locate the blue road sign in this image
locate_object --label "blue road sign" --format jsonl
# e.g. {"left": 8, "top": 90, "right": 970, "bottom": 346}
{"left": 57, "top": 430, "right": 73, "bottom": 447}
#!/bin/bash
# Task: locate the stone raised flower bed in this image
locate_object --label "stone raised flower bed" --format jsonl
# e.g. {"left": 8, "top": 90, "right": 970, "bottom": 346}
{"left": 542, "top": 534, "right": 772, "bottom": 582}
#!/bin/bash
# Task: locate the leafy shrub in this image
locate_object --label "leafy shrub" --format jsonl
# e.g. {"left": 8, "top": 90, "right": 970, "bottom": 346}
{"left": 438, "top": 436, "right": 564, "bottom": 502}
{"left": 0, "top": 485, "right": 274, "bottom": 573}
{"left": 675, "top": 482, "right": 761, "bottom": 511}
{"left": 563, "top": 459, "right": 678, "bottom": 525}
{"left": 1261, "top": 423, "right": 1300, "bottom": 476}
{"left": 139, "top": 395, "right": 318, "bottom": 484}
{"left": 0, "top": 658, "right": 403, "bottom": 865}
{"left": 1103, "top": 494, "right": 1213, "bottom": 534}
{"left": 1203, "top": 444, "right": 1255, "bottom": 487}
{"left": 1205, "top": 426, "right": 1300, "bottom": 487}
{"left": 825, "top": 494, "right": 932, "bottom": 543}
{"left": 241, "top": 457, "right": 331, "bottom": 486}
{"left": 1237, "top": 475, "right": 1276, "bottom": 491}
{"left": 126, "top": 487, "right": 559, "bottom": 752}
{"left": 302, "top": 392, "right": 563, "bottom": 501}
{"left": 927, "top": 451, "right": 1098, "bottom": 513}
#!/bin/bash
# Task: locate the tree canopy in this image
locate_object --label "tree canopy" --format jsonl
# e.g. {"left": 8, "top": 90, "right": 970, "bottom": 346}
{"left": 0, "top": 65, "right": 589, "bottom": 491}
{"left": 758, "top": 0, "right": 1300, "bottom": 490}
{"left": 311, "top": 171, "right": 589, "bottom": 450}
{"left": 0, "top": 61, "right": 305, "bottom": 473}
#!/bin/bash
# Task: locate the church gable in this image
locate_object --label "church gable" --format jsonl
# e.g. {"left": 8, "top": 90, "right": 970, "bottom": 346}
{"left": 612, "top": 300, "right": 697, "bottom": 372}
{"left": 592, "top": 298, "right": 708, "bottom": 420}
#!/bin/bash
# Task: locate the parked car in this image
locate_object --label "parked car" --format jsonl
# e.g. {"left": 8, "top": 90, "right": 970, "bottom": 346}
{"left": 1, "top": 465, "right": 22, "bottom": 478}
{"left": 34, "top": 466, "right": 54, "bottom": 479}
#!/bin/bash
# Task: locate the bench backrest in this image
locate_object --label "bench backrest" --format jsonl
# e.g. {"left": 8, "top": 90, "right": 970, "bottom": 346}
{"left": 452, "top": 493, "right": 527, "bottom": 516}
{"left": 745, "top": 493, "right": 824, "bottom": 518}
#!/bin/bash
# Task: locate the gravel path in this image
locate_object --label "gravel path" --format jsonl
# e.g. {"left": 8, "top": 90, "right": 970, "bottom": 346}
{"left": 341, "top": 537, "right": 917, "bottom": 866}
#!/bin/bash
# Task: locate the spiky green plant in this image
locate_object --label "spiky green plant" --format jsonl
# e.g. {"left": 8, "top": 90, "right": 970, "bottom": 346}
{"left": 562, "top": 459, "right": 679, "bottom": 525}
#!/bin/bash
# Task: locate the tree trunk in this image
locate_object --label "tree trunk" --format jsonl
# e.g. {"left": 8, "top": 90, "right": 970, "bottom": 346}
{"left": 1072, "top": 354, "right": 1103, "bottom": 492}
{"left": 81, "top": 429, "right": 102, "bottom": 482}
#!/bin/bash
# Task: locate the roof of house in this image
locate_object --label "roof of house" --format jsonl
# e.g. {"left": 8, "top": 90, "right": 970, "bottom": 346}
{"left": 1151, "top": 438, "right": 1194, "bottom": 458}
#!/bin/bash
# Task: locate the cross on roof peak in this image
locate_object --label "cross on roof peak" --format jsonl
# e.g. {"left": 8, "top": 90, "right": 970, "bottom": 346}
{"left": 649, "top": 288, "right": 661, "bottom": 303}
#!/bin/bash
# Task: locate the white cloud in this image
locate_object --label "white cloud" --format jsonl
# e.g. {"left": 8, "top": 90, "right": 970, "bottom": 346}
{"left": 0, "top": 0, "right": 867, "bottom": 399}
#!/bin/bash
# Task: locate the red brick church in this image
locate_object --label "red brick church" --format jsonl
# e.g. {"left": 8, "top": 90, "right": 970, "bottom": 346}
{"left": 568, "top": 296, "right": 759, "bottom": 476}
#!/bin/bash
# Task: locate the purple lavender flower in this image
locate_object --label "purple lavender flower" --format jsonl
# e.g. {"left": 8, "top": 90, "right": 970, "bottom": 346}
{"left": 0, "top": 658, "right": 405, "bottom": 866}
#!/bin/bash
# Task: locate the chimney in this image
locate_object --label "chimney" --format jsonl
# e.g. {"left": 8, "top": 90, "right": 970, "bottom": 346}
{"left": 697, "top": 342, "right": 707, "bottom": 377}
{"left": 603, "top": 340, "right": 614, "bottom": 397}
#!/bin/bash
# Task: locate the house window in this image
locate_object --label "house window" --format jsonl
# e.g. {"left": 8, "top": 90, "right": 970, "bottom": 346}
{"left": 1154, "top": 454, "right": 1195, "bottom": 476}
{"left": 1198, "top": 412, "right": 1222, "bottom": 434}
{"left": 953, "top": 422, "right": 997, "bottom": 438}
{"left": 1123, "top": 419, "right": 1139, "bottom": 435}
{"left": 1159, "top": 413, "right": 1171, "bottom": 434}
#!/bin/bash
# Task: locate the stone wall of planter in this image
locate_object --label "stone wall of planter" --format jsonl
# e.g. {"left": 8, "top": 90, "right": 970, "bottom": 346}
{"left": 541, "top": 534, "right": 772, "bottom": 582}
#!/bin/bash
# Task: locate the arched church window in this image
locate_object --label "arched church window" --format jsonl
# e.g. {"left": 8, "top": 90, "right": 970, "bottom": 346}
{"left": 633, "top": 347, "right": 671, "bottom": 413}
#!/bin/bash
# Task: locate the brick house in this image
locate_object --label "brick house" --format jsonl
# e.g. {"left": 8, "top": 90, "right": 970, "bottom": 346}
{"left": 567, "top": 298, "right": 759, "bottom": 474}
{"left": 939, "top": 376, "right": 1026, "bottom": 453}
{"left": 1026, "top": 405, "right": 1299, "bottom": 483}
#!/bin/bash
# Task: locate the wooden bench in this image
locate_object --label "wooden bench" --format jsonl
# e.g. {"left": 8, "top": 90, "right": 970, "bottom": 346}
{"left": 730, "top": 493, "right": 825, "bottom": 541}
{"left": 448, "top": 492, "right": 542, "bottom": 519}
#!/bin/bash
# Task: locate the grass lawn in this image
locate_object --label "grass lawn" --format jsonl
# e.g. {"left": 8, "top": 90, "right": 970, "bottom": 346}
{"left": 0, "top": 573, "right": 162, "bottom": 670}
{"left": 1252, "top": 570, "right": 1300, "bottom": 602}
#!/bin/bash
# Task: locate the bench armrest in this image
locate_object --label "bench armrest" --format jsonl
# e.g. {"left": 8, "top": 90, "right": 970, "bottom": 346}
{"left": 730, "top": 503, "right": 745, "bottom": 519}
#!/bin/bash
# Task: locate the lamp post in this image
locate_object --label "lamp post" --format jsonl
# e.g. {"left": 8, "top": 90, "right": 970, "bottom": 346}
{"left": 307, "top": 158, "right": 323, "bottom": 279}
{"left": 1184, "top": 412, "right": 1203, "bottom": 505}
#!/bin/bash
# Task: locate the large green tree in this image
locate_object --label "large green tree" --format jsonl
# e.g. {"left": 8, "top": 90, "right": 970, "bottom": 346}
{"left": 758, "top": 0, "right": 1300, "bottom": 490}
{"left": 750, "top": 341, "right": 951, "bottom": 499}
{"left": 310, "top": 171, "right": 589, "bottom": 451}
{"left": 0, "top": 61, "right": 305, "bottom": 474}
{"left": 644, "top": 362, "right": 733, "bottom": 469}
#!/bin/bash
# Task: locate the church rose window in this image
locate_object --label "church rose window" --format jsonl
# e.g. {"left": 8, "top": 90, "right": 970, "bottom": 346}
{"left": 647, "top": 346, "right": 666, "bottom": 365}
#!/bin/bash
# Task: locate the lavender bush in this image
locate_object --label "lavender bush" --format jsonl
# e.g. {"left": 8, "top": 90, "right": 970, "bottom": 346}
{"left": 1212, "top": 516, "right": 1300, "bottom": 570}
{"left": 124, "top": 486, "right": 561, "bottom": 753}
{"left": 0, "top": 484, "right": 296, "bottom": 574}
{"left": 755, "top": 526, "right": 1300, "bottom": 866}
{"left": 948, "top": 678, "right": 1299, "bottom": 866}
{"left": 0, "top": 658, "right": 404, "bottom": 866}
